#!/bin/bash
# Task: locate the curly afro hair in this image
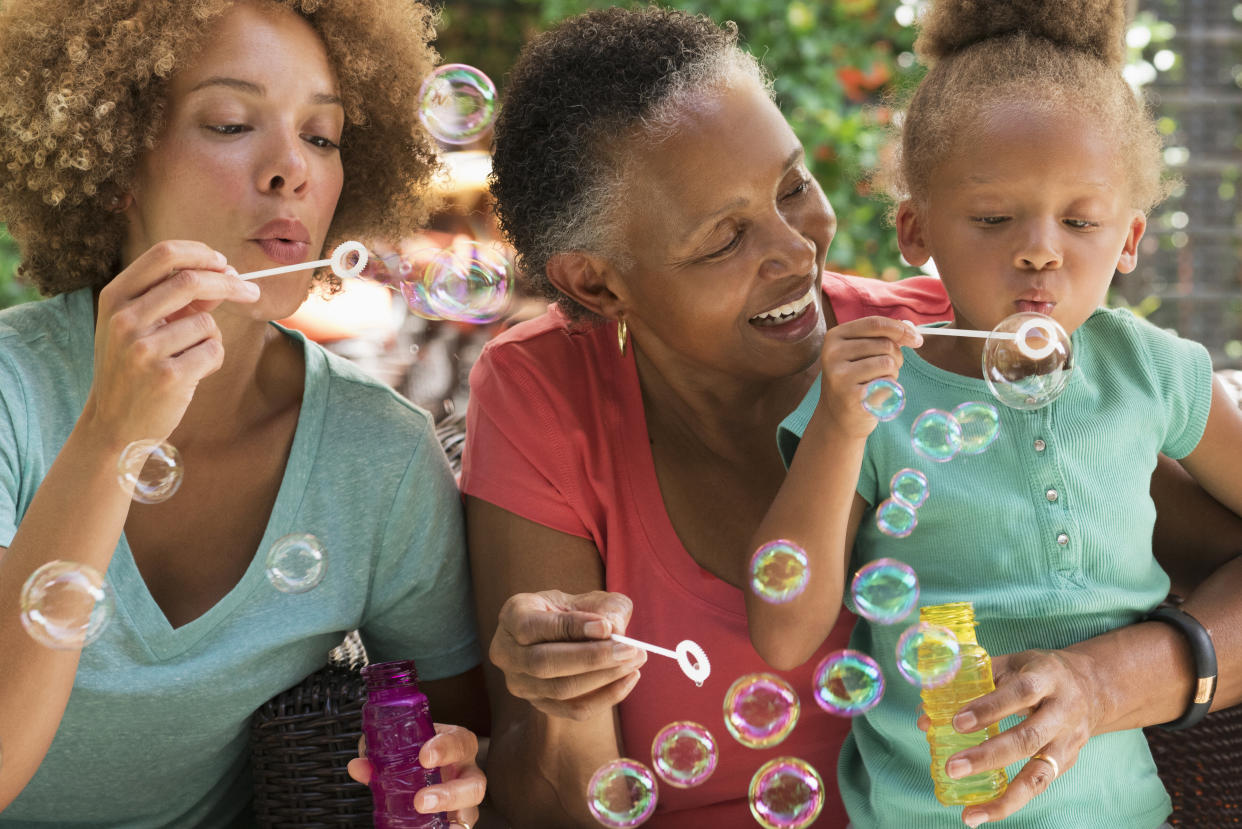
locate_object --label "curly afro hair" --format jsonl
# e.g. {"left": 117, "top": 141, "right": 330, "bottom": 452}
{"left": 0, "top": 0, "right": 442, "bottom": 296}
{"left": 882, "top": 0, "right": 1169, "bottom": 214}
{"left": 488, "top": 5, "right": 768, "bottom": 324}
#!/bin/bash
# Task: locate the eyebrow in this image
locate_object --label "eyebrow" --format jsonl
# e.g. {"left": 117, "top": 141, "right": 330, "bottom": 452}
{"left": 687, "top": 146, "right": 807, "bottom": 230}
{"left": 189, "top": 76, "right": 342, "bottom": 107}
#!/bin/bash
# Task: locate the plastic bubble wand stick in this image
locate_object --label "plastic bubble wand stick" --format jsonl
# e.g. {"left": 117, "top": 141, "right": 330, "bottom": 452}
{"left": 610, "top": 632, "right": 711, "bottom": 686}
{"left": 911, "top": 320, "right": 1057, "bottom": 360}
{"left": 236, "top": 240, "right": 369, "bottom": 281}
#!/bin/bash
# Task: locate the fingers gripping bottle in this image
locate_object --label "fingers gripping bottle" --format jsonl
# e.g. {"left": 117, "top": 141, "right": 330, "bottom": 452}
{"left": 362, "top": 660, "right": 449, "bottom": 829}
{"left": 920, "top": 602, "right": 1009, "bottom": 806}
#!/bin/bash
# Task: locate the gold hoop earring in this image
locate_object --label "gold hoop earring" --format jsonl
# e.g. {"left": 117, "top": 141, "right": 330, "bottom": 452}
{"left": 617, "top": 319, "right": 628, "bottom": 357}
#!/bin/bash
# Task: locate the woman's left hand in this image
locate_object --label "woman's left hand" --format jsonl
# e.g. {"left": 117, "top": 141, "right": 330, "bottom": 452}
{"left": 917, "top": 648, "right": 1107, "bottom": 828}
{"left": 348, "top": 723, "right": 486, "bottom": 826}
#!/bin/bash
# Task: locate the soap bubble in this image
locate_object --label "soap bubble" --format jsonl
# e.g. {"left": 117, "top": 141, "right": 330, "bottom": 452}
{"left": 862, "top": 378, "right": 905, "bottom": 421}
{"left": 850, "top": 558, "right": 919, "bottom": 624}
{"left": 811, "top": 649, "right": 885, "bottom": 716}
{"left": 875, "top": 498, "right": 918, "bottom": 538}
{"left": 911, "top": 409, "right": 963, "bottom": 462}
{"left": 20, "top": 560, "right": 113, "bottom": 650}
{"left": 650, "top": 721, "right": 718, "bottom": 788}
{"left": 264, "top": 533, "right": 327, "bottom": 594}
{"left": 749, "top": 540, "right": 810, "bottom": 604}
{"left": 418, "top": 64, "right": 497, "bottom": 145}
{"left": 896, "top": 622, "right": 962, "bottom": 688}
{"left": 587, "top": 758, "right": 658, "bottom": 827}
{"left": 117, "top": 439, "right": 183, "bottom": 504}
{"left": 953, "top": 402, "right": 1001, "bottom": 455}
{"left": 982, "top": 312, "right": 1073, "bottom": 411}
{"left": 748, "top": 757, "right": 826, "bottom": 829}
{"left": 360, "top": 250, "right": 416, "bottom": 287}
{"left": 723, "top": 673, "right": 801, "bottom": 749}
{"left": 422, "top": 246, "right": 513, "bottom": 323}
{"left": 889, "top": 468, "right": 929, "bottom": 509}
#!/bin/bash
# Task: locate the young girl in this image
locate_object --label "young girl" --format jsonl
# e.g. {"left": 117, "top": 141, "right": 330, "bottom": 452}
{"left": 747, "top": 1, "right": 1242, "bottom": 828}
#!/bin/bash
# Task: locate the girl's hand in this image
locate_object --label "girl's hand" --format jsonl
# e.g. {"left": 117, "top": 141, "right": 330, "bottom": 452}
{"left": 348, "top": 724, "right": 487, "bottom": 825}
{"left": 489, "top": 590, "right": 647, "bottom": 721}
{"left": 917, "top": 648, "right": 1105, "bottom": 827}
{"left": 87, "top": 240, "right": 260, "bottom": 447}
{"left": 817, "top": 316, "right": 923, "bottom": 439}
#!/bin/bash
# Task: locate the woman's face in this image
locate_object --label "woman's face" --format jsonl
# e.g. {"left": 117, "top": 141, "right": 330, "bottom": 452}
{"left": 124, "top": 2, "right": 345, "bottom": 319}
{"left": 615, "top": 79, "right": 836, "bottom": 383}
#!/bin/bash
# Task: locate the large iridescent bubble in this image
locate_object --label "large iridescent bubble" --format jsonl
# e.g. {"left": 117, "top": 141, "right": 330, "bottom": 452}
{"left": 911, "top": 409, "right": 963, "bottom": 462}
{"left": 862, "top": 378, "right": 905, "bottom": 421}
{"left": 895, "top": 622, "right": 962, "bottom": 688}
{"left": 117, "top": 439, "right": 183, "bottom": 504}
{"left": 850, "top": 558, "right": 919, "bottom": 624}
{"left": 421, "top": 245, "right": 513, "bottom": 323}
{"left": 982, "top": 312, "right": 1073, "bottom": 410}
{"left": 723, "top": 673, "right": 801, "bottom": 749}
{"left": 650, "top": 721, "right": 718, "bottom": 788}
{"left": 417, "top": 64, "right": 497, "bottom": 145}
{"left": 587, "top": 758, "right": 658, "bottom": 827}
{"left": 749, "top": 540, "right": 810, "bottom": 604}
{"left": 811, "top": 650, "right": 885, "bottom": 716}
{"left": 20, "top": 560, "right": 113, "bottom": 650}
{"left": 748, "top": 757, "right": 826, "bottom": 829}
{"left": 264, "top": 533, "right": 327, "bottom": 594}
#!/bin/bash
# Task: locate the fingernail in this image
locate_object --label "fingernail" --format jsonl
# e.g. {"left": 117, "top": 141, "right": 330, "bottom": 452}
{"left": 964, "top": 813, "right": 988, "bottom": 827}
{"left": 420, "top": 792, "right": 442, "bottom": 811}
{"left": 946, "top": 758, "right": 971, "bottom": 779}
{"left": 954, "top": 711, "right": 977, "bottom": 732}
{"left": 584, "top": 620, "right": 608, "bottom": 638}
{"left": 423, "top": 750, "right": 439, "bottom": 767}
{"left": 613, "top": 643, "right": 638, "bottom": 661}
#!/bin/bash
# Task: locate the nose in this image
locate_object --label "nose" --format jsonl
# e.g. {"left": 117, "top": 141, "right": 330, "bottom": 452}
{"left": 760, "top": 209, "right": 818, "bottom": 280}
{"left": 258, "top": 129, "right": 309, "bottom": 195}
{"left": 1015, "top": 220, "right": 1063, "bottom": 271}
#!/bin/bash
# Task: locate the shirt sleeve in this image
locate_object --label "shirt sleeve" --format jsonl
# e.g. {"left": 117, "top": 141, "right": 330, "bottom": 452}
{"left": 0, "top": 349, "right": 27, "bottom": 547}
{"left": 360, "top": 417, "right": 481, "bottom": 678}
{"left": 459, "top": 343, "right": 593, "bottom": 539}
{"left": 1126, "top": 311, "right": 1214, "bottom": 460}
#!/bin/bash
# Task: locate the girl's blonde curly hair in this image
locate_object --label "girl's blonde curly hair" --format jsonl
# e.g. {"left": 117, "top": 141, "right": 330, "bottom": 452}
{"left": 0, "top": 0, "right": 442, "bottom": 296}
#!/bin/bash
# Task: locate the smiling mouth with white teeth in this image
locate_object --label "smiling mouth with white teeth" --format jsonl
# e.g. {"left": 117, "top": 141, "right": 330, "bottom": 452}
{"left": 749, "top": 285, "right": 817, "bottom": 326}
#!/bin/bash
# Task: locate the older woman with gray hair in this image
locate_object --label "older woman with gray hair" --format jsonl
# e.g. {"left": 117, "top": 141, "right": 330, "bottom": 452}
{"left": 462, "top": 7, "right": 1242, "bottom": 827}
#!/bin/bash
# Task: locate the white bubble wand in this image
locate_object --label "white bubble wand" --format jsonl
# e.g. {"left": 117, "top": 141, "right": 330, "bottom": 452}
{"left": 910, "top": 319, "right": 1056, "bottom": 360}
{"left": 236, "top": 240, "right": 369, "bottom": 281}
{"left": 610, "top": 632, "right": 711, "bottom": 686}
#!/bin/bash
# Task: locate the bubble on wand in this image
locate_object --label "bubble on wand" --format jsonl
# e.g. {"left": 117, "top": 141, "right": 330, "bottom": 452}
{"left": 982, "top": 312, "right": 1073, "bottom": 410}
{"left": 609, "top": 632, "right": 710, "bottom": 686}
{"left": 236, "top": 240, "right": 369, "bottom": 281}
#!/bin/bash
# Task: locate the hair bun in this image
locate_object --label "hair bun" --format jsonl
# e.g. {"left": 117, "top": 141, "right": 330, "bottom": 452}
{"left": 915, "top": 0, "right": 1126, "bottom": 67}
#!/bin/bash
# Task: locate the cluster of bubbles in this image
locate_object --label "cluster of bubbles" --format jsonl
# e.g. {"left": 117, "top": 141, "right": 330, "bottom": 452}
{"left": 910, "top": 401, "right": 1000, "bottom": 464}
{"left": 875, "top": 468, "right": 928, "bottom": 538}
{"left": 417, "top": 64, "right": 497, "bottom": 146}
{"left": 748, "top": 539, "right": 810, "bottom": 604}
{"left": 362, "top": 243, "right": 513, "bottom": 325}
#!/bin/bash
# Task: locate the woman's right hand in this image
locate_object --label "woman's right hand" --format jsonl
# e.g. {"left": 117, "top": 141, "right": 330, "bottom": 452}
{"left": 489, "top": 589, "right": 648, "bottom": 721}
{"left": 817, "top": 315, "right": 923, "bottom": 438}
{"left": 88, "top": 240, "right": 260, "bottom": 445}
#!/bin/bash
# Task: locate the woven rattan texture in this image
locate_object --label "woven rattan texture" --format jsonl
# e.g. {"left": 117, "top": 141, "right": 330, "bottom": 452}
{"left": 1146, "top": 704, "right": 1242, "bottom": 826}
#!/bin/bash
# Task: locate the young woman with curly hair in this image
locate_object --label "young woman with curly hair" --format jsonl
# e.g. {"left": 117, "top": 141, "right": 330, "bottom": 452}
{"left": 0, "top": 2, "right": 487, "bottom": 826}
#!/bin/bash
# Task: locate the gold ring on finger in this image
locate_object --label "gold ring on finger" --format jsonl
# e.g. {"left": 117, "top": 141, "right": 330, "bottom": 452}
{"left": 1030, "top": 752, "right": 1060, "bottom": 780}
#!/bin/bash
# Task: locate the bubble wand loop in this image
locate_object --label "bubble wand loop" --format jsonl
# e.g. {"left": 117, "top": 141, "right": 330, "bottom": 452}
{"left": 236, "top": 241, "right": 368, "bottom": 281}
{"left": 913, "top": 318, "right": 1058, "bottom": 361}
{"left": 610, "top": 633, "right": 711, "bottom": 685}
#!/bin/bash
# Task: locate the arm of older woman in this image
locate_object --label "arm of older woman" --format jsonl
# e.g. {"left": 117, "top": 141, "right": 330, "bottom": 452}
{"left": 936, "top": 377, "right": 1242, "bottom": 828}
{"left": 468, "top": 497, "right": 646, "bottom": 827}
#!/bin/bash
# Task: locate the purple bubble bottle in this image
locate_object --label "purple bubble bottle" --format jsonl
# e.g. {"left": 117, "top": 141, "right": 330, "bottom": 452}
{"left": 361, "top": 660, "right": 448, "bottom": 829}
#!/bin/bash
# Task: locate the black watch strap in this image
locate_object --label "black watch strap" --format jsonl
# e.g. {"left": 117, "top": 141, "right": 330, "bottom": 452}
{"left": 1145, "top": 603, "right": 1218, "bottom": 731}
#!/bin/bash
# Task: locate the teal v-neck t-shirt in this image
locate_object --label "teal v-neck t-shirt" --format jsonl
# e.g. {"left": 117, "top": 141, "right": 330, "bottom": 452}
{"left": 0, "top": 290, "right": 480, "bottom": 828}
{"left": 778, "top": 306, "right": 1213, "bottom": 829}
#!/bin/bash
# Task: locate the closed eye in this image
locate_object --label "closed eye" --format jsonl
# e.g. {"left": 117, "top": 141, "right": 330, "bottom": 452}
{"left": 782, "top": 178, "right": 810, "bottom": 200}
{"left": 1063, "top": 218, "right": 1099, "bottom": 229}
{"left": 970, "top": 215, "right": 1009, "bottom": 225}
{"left": 206, "top": 123, "right": 248, "bottom": 135}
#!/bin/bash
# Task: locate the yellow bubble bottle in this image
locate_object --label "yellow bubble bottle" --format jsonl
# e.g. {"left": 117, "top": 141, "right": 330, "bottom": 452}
{"left": 919, "top": 601, "right": 1008, "bottom": 806}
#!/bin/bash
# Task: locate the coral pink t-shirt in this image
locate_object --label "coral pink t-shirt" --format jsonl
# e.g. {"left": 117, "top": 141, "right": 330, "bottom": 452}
{"left": 461, "top": 273, "right": 951, "bottom": 828}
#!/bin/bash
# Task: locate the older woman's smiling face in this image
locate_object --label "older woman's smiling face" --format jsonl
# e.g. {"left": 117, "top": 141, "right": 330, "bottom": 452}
{"left": 615, "top": 78, "right": 836, "bottom": 383}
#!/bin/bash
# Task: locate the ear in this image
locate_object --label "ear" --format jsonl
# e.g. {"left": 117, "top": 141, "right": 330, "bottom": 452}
{"left": 545, "top": 251, "right": 626, "bottom": 320}
{"left": 1114, "top": 211, "right": 1147, "bottom": 275}
{"left": 895, "top": 200, "right": 932, "bottom": 268}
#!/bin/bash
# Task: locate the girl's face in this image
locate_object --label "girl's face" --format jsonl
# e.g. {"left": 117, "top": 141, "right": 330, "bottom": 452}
{"left": 897, "top": 101, "right": 1145, "bottom": 361}
{"left": 614, "top": 79, "right": 837, "bottom": 384}
{"left": 124, "top": 2, "right": 345, "bottom": 320}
